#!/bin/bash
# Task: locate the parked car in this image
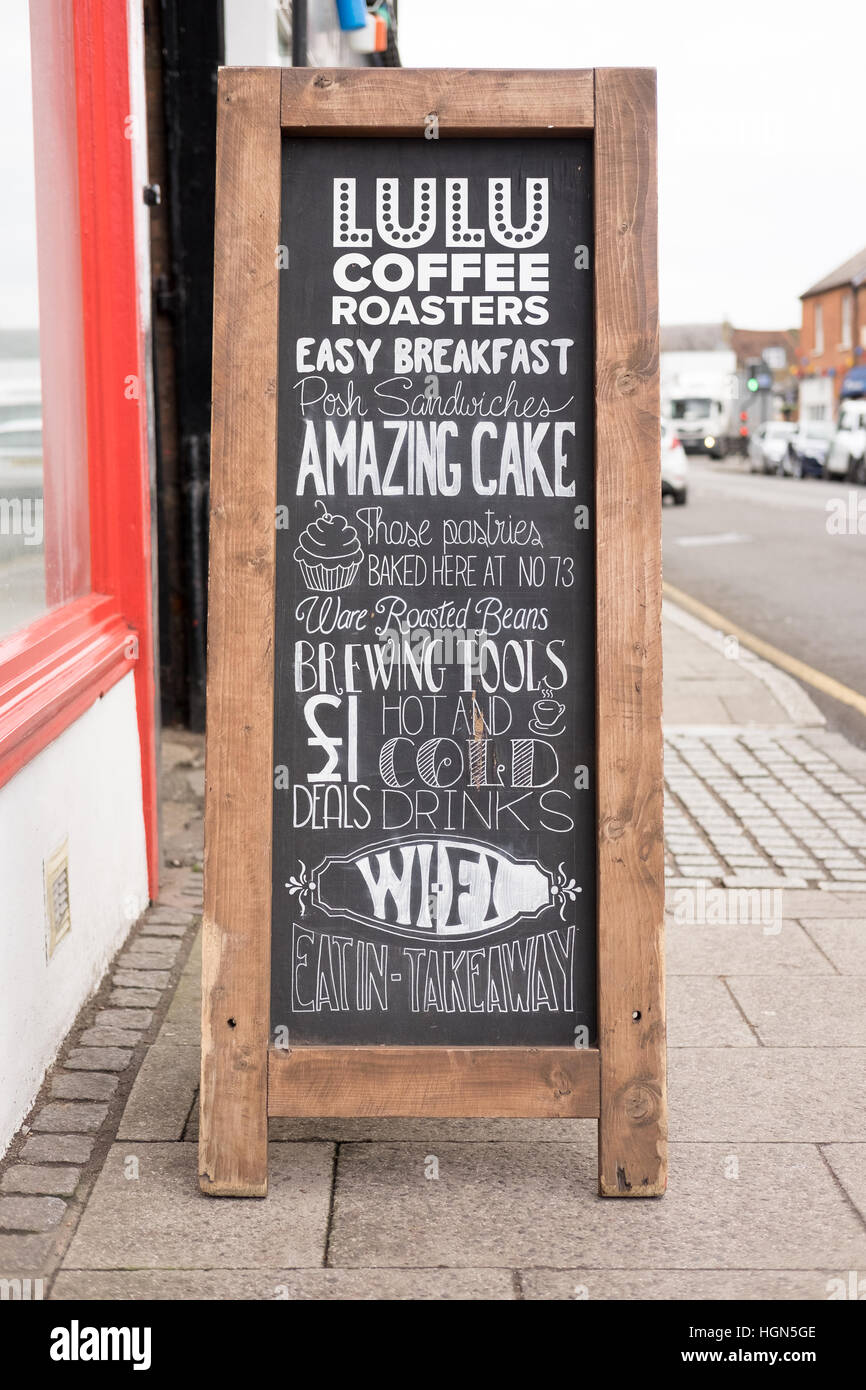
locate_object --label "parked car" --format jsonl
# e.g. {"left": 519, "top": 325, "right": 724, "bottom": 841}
{"left": 785, "top": 419, "right": 835, "bottom": 478}
{"left": 661, "top": 418, "right": 688, "bottom": 504}
{"left": 748, "top": 420, "right": 796, "bottom": 475}
{"left": 825, "top": 400, "right": 866, "bottom": 483}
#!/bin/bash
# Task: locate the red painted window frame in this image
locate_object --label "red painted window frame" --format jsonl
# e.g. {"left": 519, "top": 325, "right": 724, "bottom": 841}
{"left": 0, "top": 0, "right": 158, "bottom": 895}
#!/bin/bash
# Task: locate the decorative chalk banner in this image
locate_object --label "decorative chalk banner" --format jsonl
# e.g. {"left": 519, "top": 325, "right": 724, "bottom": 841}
{"left": 201, "top": 68, "right": 666, "bottom": 1199}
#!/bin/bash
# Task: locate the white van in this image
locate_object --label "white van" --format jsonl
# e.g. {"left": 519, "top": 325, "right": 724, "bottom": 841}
{"left": 825, "top": 400, "right": 866, "bottom": 483}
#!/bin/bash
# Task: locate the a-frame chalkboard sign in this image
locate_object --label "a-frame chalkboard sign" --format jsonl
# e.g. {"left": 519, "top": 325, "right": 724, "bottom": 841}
{"left": 200, "top": 68, "right": 666, "bottom": 1199}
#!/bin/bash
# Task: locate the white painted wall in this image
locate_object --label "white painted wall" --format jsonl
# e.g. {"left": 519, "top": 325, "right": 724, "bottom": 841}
{"left": 222, "top": 0, "right": 366, "bottom": 67}
{"left": 224, "top": 0, "right": 285, "bottom": 65}
{"left": 799, "top": 376, "right": 835, "bottom": 421}
{"left": 0, "top": 673, "right": 148, "bottom": 1154}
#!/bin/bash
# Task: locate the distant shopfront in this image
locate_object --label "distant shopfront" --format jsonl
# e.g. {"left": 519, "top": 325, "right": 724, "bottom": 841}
{"left": 841, "top": 365, "right": 866, "bottom": 400}
{"left": 799, "top": 244, "right": 866, "bottom": 417}
{"left": 798, "top": 374, "right": 835, "bottom": 421}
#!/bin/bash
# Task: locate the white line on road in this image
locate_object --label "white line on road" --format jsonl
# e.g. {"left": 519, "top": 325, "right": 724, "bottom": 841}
{"left": 674, "top": 532, "right": 753, "bottom": 548}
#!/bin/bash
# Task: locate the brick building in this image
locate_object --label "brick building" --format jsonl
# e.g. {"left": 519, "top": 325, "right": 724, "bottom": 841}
{"left": 798, "top": 245, "right": 866, "bottom": 419}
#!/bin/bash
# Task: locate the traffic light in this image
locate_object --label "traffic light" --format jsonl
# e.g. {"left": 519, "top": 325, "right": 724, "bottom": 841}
{"left": 746, "top": 359, "right": 771, "bottom": 392}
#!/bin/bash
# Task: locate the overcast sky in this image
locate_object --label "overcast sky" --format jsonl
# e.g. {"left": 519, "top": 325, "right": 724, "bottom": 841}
{"left": 401, "top": 0, "right": 866, "bottom": 329}
{"left": 2, "top": 1, "right": 864, "bottom": 333}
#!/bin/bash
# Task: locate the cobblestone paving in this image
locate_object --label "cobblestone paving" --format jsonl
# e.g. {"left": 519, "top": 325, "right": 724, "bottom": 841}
{"left": 0, "top": 867, "right": 202, "bottom": 1254}
{"left": 0, "top": 732, "right": 204, "bottom": 1269}
{"left": 4, "top": 697, "right": 866, "bottom": 1296}
{"left": 665, "top": 727, "right": 866, "bottom": 890}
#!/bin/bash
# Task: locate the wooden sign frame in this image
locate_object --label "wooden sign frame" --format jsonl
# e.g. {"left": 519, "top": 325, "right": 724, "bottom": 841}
{"left": 200, "top": 67, "right": 665, "bottom": 1199}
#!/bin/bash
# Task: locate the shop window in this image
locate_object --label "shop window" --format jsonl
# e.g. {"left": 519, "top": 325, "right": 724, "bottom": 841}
{"left": 813, "top": 304, "right": 824, "bottom": 356}
{"left": 0, "top": 0, "right": 90, "bottom": 640}
{"left": 0, "top": 0, "right": 157, "bottom": 892}
{"left": 841, "top": 293, "right": 853, "bottom": 350}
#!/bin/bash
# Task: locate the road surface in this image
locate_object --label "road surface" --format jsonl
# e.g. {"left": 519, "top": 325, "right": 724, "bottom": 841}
{"left": 662, "top": 456, "right": 866, "bottom": 747}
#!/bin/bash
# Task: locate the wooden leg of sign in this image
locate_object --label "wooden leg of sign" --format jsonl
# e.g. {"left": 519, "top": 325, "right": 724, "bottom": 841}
{"left": 199, "top": 68, "right": 282, "bottom": 1197}
{"left": 594, "top": 68, "right": 668, "bottom": 1196}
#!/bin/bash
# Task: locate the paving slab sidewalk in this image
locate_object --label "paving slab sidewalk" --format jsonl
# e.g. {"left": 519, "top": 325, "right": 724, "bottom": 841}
{"left": 2, "top": 607, "right": 865, "bottom": 1301}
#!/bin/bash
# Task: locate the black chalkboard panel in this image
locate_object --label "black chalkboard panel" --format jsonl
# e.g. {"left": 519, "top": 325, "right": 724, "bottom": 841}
{"left": 271, "top": 136, "right": 595, "bottom": 1047}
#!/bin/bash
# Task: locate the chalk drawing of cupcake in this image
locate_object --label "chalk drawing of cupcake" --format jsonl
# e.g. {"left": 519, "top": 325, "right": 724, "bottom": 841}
{"left": 294, "top": 501, "right": 364, "bottom": 592}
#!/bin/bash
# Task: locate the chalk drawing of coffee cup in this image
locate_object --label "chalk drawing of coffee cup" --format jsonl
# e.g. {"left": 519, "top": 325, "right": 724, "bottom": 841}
{"left": 529, "top": 698, "right": 566, "bottom": 737}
